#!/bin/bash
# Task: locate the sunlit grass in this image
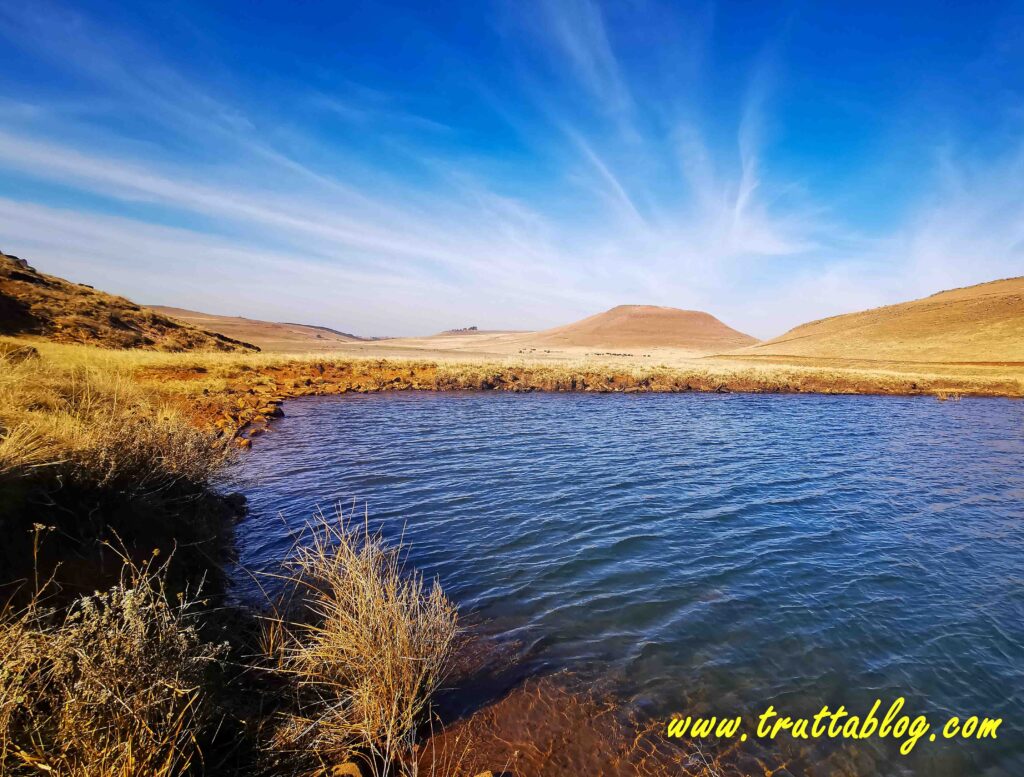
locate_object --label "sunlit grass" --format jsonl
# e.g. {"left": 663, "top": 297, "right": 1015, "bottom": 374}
{"left": 3, "top": 333, "right": 1019, "bottom": 500}
{"left": 0, "top": 344, "right": 230, "bottom": 493}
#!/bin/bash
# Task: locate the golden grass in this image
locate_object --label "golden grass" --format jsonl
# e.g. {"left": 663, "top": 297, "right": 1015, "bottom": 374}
{"left": 28, "top": 336, "right": 1024, "bottom": 398}
{"left": 743, "top": 275, "right": 1024, "bottom": 363}
{"left": 263, "top": 510, "right": 459, "bottom": 776}
{"left": 7, "top": 334, "right": 1024, "bottom": 406}
{"left": 0, "top": 546, "right": 225, "bottom": 776}
{"left": 0, "top": 345, "right": 230, "bottom": 493}
{"left": 0, "top": 511, "right": 466, "bottom": 777}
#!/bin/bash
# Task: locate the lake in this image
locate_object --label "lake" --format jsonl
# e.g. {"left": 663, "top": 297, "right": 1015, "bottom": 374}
{"left": 232, "top": 392, "right": 1024, "bottom": 776}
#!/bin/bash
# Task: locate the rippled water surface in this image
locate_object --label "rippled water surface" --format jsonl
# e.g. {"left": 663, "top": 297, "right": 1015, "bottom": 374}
{"left": 233, "top": 392, "right": 1024, "bottom": 776}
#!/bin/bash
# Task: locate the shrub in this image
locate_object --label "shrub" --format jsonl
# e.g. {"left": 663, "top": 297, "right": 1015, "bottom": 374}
{"left": 0, "top": 552, "right": 226, "bottom": 776}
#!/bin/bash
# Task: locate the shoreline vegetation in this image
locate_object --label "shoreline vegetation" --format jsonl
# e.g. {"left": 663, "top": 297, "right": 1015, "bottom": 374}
{"left": 0, "top": 512, "right": 465, "bottom": 777}
{"left": 6, "top": 338, "right": 1021, "bottom": 448}
{"left": 0, "top": 336, "right": 1021, "bottom": 774}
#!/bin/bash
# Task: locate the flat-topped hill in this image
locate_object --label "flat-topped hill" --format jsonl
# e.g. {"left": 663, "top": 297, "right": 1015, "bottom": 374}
{"left": 741, "top": 277, "right": 1024, "bottom": 363}
{"left": 526, "top": 304, "right": 758, "bottom": 353}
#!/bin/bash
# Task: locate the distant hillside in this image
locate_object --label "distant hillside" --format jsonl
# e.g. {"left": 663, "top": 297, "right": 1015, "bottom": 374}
{"left": 150, "top": 306, "right": 366, "bottom": 353}
{"left": 526, "top": 305, "right": 758, "bottom": 353}
{"left": 0, "top": 252, "right": 257, "bottom": 352}
{"left": 741, "top": 277, "right": 1024, "bottom": 363}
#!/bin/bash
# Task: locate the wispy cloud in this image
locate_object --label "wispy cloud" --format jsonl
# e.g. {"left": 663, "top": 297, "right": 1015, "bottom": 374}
{"left": 884, "top": 142, "right": 1024, "bottom": 296}
{"left": 0, "top": 1, "right": 1020, "bottom": 338}
{"left": 539, "top": 0, "right": 633, "bottom": 114}
{"left": 564, "top": 128, "right": 648, "bottom": 228}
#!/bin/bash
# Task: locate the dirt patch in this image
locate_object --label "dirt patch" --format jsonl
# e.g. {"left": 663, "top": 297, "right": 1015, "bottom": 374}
{"left": 419, "top": 676, "right": 790, "bottom": 777}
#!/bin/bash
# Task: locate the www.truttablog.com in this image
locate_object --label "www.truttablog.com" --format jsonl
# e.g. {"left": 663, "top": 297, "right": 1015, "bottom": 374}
{"left": 666, "top": 697, "right": 1002, "bottom": 756}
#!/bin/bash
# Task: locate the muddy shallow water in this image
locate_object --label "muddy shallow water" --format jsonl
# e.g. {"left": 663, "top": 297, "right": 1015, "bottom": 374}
{"left": 231, "top": 392, "right": 1024, "bottom": 776}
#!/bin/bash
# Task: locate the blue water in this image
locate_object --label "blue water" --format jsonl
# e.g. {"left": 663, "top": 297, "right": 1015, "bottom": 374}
{"left": 232, "top": 392, "right": 1024, "bottom": 776}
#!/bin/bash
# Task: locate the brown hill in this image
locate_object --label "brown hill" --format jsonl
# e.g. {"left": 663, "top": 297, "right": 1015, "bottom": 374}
{"left": 526, "top": 305, "right": 758, "bottom": 353}
{"left": 0, "top": 251, "right": 257, "bottom": 352}
{"left": 150, "top": 306, "right": 366, "bottom": 353}
{"left": 741, "top": 276, "right": 1024, "bottom": 363}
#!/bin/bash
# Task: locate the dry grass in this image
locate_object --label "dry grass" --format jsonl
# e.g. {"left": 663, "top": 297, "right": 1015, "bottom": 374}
{"left": 6, "top": 336, "right": 1023, "bottom": 422}
{"left": 742, "top": 275, "right": 1024, "bottom": 362}
{"left": 3, "top": 336, "right": 1021, "bottom": 477}
{"left": 0, "top": 506, "right": 466, "bottom": 777}
{"left": 0, "top": 346, "right": 230, "bottom": 493}
{"left": 0, "top": 342, "right": 240, "bottom": 604}
{"left": 263, "top": 510, "right": 459, "bottom": 776}
{"left": 0, "top": 546, "right": 226, "bottom": 776}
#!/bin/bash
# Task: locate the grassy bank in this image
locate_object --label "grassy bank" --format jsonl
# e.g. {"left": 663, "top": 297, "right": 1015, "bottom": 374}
{"left": 5, "top": 337, "right": 1020, "bottom": 452}
{"left": 0, "top": 339, "right": 479, "bottom": 775}
{"left": 0, "top": 340, "right": 241, "bottom": 597}
{"left": 2, "top": 334, "right": 1017, "bottom": 576}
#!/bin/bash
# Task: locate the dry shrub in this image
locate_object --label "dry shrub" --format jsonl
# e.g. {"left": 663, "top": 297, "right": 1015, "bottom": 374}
{"left": 0, "top": 349, "right": 230, "bottom": 493}
{"left": 0, "top": 550, "right": 226, "bottom": 776}
{"left": 265, "top": 511, "right": 459, "bottom": 776}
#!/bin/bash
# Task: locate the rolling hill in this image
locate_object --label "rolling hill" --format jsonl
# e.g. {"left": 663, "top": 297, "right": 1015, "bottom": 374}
{"left": 149, "top": 306, "right": 366, "bottom": 353}
{"left": 524, "top": 305, "right": 758, "bottom": 353}
{"left": 0, "top": 251, "right": 257, "bottom": 352}
{"left": 740, "top": 277, "right": 1024, "bottom": 363}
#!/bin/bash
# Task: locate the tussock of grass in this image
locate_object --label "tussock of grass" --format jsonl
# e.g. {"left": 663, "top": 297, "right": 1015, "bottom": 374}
{"left": 264, "top": 511, "right": 459, "bottom": 776}
{"left": 0, "top": 548, "right": 225, "bottom": 776}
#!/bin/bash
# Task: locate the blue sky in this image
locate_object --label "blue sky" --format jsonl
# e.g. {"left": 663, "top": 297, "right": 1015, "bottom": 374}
{"left": 0, "top": 0, "right": 1022, "bottom": 337}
